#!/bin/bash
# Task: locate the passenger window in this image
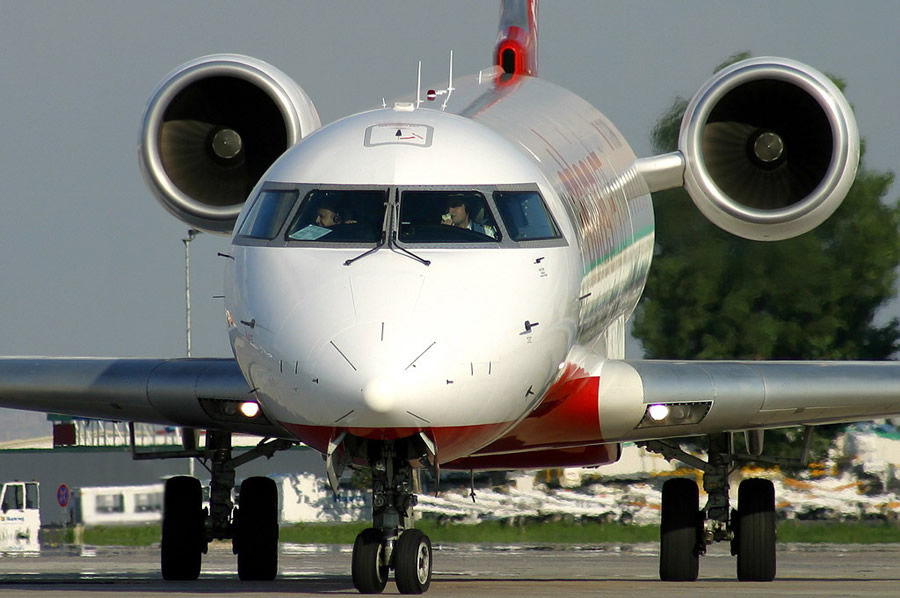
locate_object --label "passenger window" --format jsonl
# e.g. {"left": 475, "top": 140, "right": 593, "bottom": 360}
{"left": 494, "top": 191, "right": 560, "bottom": 241}
{"left": 237, "top": 190, "right": 298, "bottom": 239}
{"left": 286, "top": 189, "right": 387, "bottom": 243}
{"left": 399, "top": 191, "right": 500, "bottom": 243}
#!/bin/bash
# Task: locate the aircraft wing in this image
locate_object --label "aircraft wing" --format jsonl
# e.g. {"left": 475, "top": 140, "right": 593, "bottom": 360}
{"left": 0, "top": 357, "right": 290, "bottom": 438}
{"left": 600, "top": 359, "right": 900, "bottom": 441}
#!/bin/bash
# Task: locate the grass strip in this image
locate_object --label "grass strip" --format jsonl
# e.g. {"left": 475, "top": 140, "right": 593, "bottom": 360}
{"left": 776, "top": 520, "right": 900, "bottom": 544}
{"left": 279, "top": 520, "right": 661, "bottom": 545}
{"left": 67, "top": 520, "right": 900, "bottom": 547}
{"left": 82, "top": 524, "right": 162, "bottom": 546}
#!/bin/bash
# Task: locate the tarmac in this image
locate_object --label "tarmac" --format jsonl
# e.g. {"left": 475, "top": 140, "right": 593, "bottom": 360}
{"left": 0, "top": 541, "right": 898, "bottom": 597}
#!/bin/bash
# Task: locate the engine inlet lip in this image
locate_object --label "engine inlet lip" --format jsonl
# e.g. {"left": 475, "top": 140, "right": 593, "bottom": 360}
{"left": 680, "top": 58, "right": 856, "bottom": 226}
{"left": 138, "top": 54, "right": 313, "bottom": 231}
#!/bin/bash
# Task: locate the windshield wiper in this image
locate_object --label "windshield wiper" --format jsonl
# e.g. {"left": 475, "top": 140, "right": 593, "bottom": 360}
{"left": 343, "top": 230, "right": 386, "bottom": 266}
{"left": 344, "top": 198, "right": 391, "bottom": 267}
{"left": 343, "top": 200, "right": 431, "bottom": 267}
{"left": 385, "top": 202, "right": 430, "bottom": 266}
{"left": 389, "top": 231, "right": 431, "bottom": 266}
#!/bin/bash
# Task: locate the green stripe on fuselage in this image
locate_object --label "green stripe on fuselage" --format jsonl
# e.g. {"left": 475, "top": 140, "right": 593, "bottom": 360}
{"left": 583, "top": 224, "right": 654, "bottom": 275}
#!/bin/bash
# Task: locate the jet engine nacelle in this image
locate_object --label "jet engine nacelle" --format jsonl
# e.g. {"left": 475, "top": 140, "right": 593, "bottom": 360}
{"left": 138, "top": 54, "right": 320, "bottom": 234}
{"left": 679, "top": 57, "right": 859, "bottom": 241}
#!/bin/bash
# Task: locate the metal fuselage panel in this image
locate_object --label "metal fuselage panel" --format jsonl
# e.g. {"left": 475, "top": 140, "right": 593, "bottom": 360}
{"left": 450, "top": 74, "right": 654, "bottom": 346}
{"left": 225, "top": 71, "right": 653, "bottom": 463}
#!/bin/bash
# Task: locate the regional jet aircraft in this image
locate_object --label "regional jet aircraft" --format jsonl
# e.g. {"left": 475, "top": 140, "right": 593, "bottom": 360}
{"left": 1, "top": 0, "right": 898, "bottom": 593}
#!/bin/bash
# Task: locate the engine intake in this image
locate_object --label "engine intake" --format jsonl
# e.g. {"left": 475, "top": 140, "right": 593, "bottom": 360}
{"left": 139, "top": 54, "right": 320, "bottom": 234}
{"left": 679, "top": 57, "right": 859, "bottom": 241}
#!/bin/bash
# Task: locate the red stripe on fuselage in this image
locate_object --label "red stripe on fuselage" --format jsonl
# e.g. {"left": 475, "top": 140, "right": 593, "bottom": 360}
{"left": 471, "top": 364, "right": 602, "bottom": 455}
{"left": 280, "top": 421, "right": 512, "bottom": 464}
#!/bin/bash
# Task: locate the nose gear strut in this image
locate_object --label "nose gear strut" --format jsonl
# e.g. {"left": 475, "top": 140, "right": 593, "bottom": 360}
{"left": 349, "top": 437, "right": 436, "bottom": 594}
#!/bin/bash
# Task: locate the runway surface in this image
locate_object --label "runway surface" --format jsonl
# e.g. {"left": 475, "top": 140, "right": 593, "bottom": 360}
{"left": 0, "top": 542, "right": 898, "bottom": 597}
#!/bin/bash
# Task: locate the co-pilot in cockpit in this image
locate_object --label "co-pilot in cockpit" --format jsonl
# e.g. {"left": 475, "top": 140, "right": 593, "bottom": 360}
{"left": 399, "top": 190, "right": 499, "bottom": 243}
{"left": 441, "top": 195, "right": 496, "bottom": 238}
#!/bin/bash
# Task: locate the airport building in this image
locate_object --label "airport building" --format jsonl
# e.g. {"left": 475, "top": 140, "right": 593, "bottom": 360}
{"left": 0, "top": 418, "right": 323, "bottom": 525}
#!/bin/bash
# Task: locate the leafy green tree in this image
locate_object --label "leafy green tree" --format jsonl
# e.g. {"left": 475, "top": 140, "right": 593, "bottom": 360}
{"left": 632, "top": 53, "right": 900, "bottom": 462}
{"left": 634, "top": 54, "right": 900, "bottom": 360}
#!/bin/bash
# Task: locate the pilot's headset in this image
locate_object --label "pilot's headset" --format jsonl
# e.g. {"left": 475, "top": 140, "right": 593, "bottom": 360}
{"left": 319, "top": 198, "right": 343, "bottom": 224}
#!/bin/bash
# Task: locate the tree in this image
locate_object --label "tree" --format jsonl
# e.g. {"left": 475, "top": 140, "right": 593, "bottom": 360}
{"left": 631, "top": 54, "right": 900, "bottom": 462}
{"left": 633, "top": 54, "right": 900, "bottom": 361}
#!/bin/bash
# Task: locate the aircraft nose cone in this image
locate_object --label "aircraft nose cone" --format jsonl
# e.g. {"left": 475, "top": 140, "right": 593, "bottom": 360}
{"left": 362, "top": 376, "right": 398, "bottom": 414}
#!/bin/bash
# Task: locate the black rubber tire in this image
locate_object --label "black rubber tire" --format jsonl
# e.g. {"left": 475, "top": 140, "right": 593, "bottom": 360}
{"left": 394, "top": 529, "right": 433, "bottom": 594}
{"left": 161, "top": 476, "right": 204, "bottom": 581}
{"left": 352, "top": 528, "right": 388, "bottom": 594}
{"left": 235, "top": 476, "right": 279, "bottom": 581}
{"left": 736, "top": 478, "right": 776, "bottom": 582}
{"left": 659, "top": 477, "right": 701, "bottom": 582}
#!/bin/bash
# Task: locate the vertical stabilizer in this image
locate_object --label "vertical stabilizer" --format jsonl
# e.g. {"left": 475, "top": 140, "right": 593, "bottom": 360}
{"left": 496, "top": 0, "right": 538, "bottom": 76}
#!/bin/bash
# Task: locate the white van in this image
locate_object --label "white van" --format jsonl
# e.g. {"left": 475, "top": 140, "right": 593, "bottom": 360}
{"left": 0, "top": 481, "right": 40, "bottom": 551}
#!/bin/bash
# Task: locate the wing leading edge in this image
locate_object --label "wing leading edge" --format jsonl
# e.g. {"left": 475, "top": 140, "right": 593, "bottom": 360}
{"left": 597, "top": 359, "right": 900, "bottom": 443}
{"left": 0, "top": 357, "right": 290, "bottom": 438}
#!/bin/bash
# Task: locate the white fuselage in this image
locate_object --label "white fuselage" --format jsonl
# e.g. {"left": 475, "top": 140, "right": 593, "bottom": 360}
{"left": 225, "top": 70, "right": 653, "bottom": 462}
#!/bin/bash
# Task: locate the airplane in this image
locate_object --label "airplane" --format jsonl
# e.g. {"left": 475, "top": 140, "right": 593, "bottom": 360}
{"left": 0, "top": 0, "right": 897, "bottom": 593}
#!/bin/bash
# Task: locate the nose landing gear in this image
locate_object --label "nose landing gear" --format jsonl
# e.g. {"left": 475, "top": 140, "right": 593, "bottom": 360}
{"left": 351, "top": 440, "right": 433, "bottom": 595}
{"left": 394, "top": 529, "right": 433, "bottom": 594}
{"left": 352, "top": 528, "right": 390, "bottom": 593}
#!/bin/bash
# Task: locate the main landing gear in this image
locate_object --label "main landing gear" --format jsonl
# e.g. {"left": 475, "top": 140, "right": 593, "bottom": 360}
{"left": 130, "top": 426, "right": 294, "bottom": 582}
{"left": 642, "top": 429, "right": 811, "bottom": 583}
{"left": 348, "top": 438, "right": 434, "bottom": 594}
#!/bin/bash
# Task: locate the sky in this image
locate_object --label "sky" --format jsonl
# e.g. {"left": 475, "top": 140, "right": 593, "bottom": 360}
{"left": 0, "top": 1, "right": 898, "bottom": 438}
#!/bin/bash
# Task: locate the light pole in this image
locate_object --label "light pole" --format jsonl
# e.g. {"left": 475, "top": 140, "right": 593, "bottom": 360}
{"left": 183, "top": 229, "right": 201, "bottom": 357}
{"left": 182, "top": 229, "right": 201, "bottom": 477}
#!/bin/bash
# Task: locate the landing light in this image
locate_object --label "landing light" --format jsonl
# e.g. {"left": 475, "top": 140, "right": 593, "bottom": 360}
{"left": 638, "top": 401, "right": 712, "bottom": 428}
{"left": 647, "top": 404, "right": 670, "bottom": 421}
{"left": 240, "top": 401, "right": 261, "bottom": 418}
{"left": 198, "top": 398, "right": 270, "bottom": 425}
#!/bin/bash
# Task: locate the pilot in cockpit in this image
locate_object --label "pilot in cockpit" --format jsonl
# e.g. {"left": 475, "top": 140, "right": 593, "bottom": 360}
{"left": 315, "top": 199, "right": 356, "bottom": 228}
{"left": 442, "top": 197, "right": 497, "bottom": 239}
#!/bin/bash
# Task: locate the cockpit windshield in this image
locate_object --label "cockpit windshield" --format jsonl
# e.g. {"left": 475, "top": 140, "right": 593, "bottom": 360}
{"left": 235, "top": 184, "right": 563, "bottom": 249}
{"left": 493, "top": 190, "right": 560, "bottom": 241}
{"left": 236, "top": 189, "right": 299, "bottom": 240}
{"left": 399, "top": 190, "right": 500, "bottom": 243}
{"left": 285, "top": 189, "right": 388, "bottom": 243}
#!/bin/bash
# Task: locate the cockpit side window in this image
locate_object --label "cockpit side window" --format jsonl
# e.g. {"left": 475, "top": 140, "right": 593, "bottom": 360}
{"left": 494, "top": 190, "right": 561, "bottom": 241}
{"left": 236, "top": 189, "right": 298, "bottom": 240}
{"left": 399, "top": 190, "right": 501, "bottom": 243}
{"left": 286, "top": 189, "right": 387, "bottom": 243}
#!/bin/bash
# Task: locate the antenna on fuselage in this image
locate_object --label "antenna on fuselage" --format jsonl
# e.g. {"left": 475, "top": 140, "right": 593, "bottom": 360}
{"left": 419, "top": 52, "right": 456, "bottom": 110}
{"left": 441, "top": 50, "right": 455, "bottom": 111}
{"left": 415, "top": 61, "right": 423, "bottom": 108}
